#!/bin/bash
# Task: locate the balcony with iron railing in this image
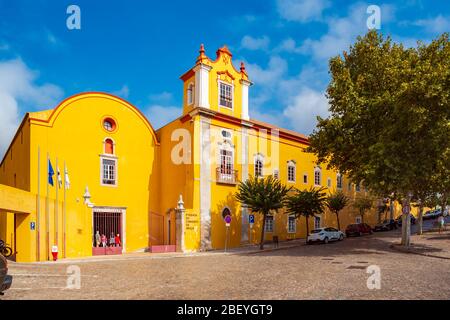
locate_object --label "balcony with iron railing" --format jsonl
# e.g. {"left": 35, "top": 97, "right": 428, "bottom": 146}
{"left": 216, "top": 167, "right": 239, "bottom": 185}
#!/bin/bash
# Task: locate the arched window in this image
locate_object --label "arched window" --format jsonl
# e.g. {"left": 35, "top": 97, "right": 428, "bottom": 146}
{"left": 105, "top": 138, "right": 114, "bottom": 155}
{"left": 287, "top": 160, "right": 296, "bottom": 182}
{"left": 187, "top": 83, "right": 194, "bottom": 105}
{"left": 336, "top": 173, "right": 343, "bottom": 189}
{"left": 314, "top": 167, "right": 321, "bottom": 186}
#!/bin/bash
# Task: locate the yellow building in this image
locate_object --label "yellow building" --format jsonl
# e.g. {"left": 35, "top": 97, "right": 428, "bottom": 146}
{"left": 0, "top": 45, "right": 409, "bottom": 262}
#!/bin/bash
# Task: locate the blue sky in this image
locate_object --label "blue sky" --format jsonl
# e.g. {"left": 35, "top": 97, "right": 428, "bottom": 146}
{"left": 0, "top": 0, "right": 449, "bottom": 157}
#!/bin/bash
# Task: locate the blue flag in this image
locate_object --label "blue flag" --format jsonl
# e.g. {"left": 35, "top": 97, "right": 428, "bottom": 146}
{"left": 48, "top": 159, "right": 55, "bottom": 186}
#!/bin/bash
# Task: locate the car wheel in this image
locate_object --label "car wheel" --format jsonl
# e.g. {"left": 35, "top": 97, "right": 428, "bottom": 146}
{"left": 339, "top": 234, "right": 344, "bottom": 241}
{"left": 358, "top": 232, "right": 362, "bottom": 236}
{"left": 323, "top": 237, "right": 329, "bottom": 244}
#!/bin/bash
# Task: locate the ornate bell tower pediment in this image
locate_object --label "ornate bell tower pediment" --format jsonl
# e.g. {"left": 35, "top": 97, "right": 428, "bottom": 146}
{"left": 179, "top": 44, "right": 253, "bottom": 120}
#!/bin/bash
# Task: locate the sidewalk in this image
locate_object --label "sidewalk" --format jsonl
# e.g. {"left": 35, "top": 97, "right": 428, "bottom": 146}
{"left": 12, "top": 238, "right": 307, "bottom": 265}
{"left": 390, "top": 229, "right": 450, "bottom": 260}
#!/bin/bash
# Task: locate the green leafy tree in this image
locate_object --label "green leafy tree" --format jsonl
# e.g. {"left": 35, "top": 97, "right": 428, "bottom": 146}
{"left": 353, "top": 196, "right": 373, "bottom": 224}
{"left": 325, "top": 190, "right": 349, "bottom": 230}
{"left": 235, "top": 175, "right": 290, "bottom": 250}
{"left": 285, "top": 187, "right": 327, "bottom": 243}
{"left": 307, "top": 30, "right": 450, "bottom": 246}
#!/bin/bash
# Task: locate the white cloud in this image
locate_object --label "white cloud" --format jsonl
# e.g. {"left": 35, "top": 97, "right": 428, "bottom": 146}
{"left": 145, "top": 105, "right": 181, "bottom": 130}
{"left": 241, "top": 35, "right": 270, "bottom": 51}
{"left": 148, "top": 91, "right": 173, "bottom": 104}
{"left": 413, "top": 15, "right": 450, "bottom": 34}
{"left": 283, "top": 87, "right": 329, "bottom": 134}
{"left": 297, "top": 3, "right": 397, "bottom": 61}
{"left": 277, "top": 0, "right": 331, "bottom": 23}
{"left": 0, "top": 58, "right": 63, "bottom": 158}
{"left": 244, "top": 55, "right": 287, "bottom": 86}
{"left": 112, "top": 85, "right": 130, "bottom": 99}
{"left": 274, "top": 38, "right": 304, "bottom": 53}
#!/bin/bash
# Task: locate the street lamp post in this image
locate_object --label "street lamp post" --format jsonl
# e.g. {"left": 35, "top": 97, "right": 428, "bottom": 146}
{"left": 175, "top": 194, "right": 185, "bottom": 253}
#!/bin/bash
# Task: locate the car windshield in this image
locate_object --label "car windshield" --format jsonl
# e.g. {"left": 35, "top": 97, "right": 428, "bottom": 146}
{"left": 310, "top": 229, "right": 323, "bottom": 233}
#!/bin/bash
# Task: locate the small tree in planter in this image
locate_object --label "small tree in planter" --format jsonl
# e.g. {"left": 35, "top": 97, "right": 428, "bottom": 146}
{"left": 235, "top": 175, "right": 290, "bottom": 250}
{"left": 353, "top": 196, "right": 373, "bottom": 224}
{"left": 285, "top": 187, "right": 327, "bottom": 243}
{"left": 326, "top": 190, "right": 349, "bottom": 231}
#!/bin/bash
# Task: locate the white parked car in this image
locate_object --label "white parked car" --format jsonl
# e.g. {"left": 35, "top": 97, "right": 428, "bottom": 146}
{"left": 307, "top": 227, "right": 344, "bottom": 244}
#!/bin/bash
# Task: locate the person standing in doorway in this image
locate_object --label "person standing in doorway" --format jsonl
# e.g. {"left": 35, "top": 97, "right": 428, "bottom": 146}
{"left": 109, "top": 233, "right": 115, "bottom": 247}
{"left": 115, "top": 234, "right": 121, "bottom": 247}
{"left": 101, "top": 233, "right": 107, "bottom": 247}
{"left": 95, "top": 231, "right": 101, "bottom": 247}
{"left": 438, "top": 215, "right": 445, "bottom": 234}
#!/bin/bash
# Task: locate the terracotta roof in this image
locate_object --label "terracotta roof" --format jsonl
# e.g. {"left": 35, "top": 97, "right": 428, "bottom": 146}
{"left": 250, "top": 118, "right": 310, "bottom": 141}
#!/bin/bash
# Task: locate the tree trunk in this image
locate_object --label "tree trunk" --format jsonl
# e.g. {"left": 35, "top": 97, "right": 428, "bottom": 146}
{"left": 305, "top": 216, "right": 310, "bottom": 243}
{"left": 361, "top": 211, "right": 365, "bottom": 224}
{"left": 417, "top": 205, "right": 424, "bottom": 235}
{"left": 401, "top": 202, "right": 411, "bottom": 246}
{"left": 335, "top": 211, "right": 341, "bottom": 230}
{"left": 259, "top": 213, "right": 266, "bottom": 250}
{"left": 389, "top": 199, "right": 394, "bottom": 220}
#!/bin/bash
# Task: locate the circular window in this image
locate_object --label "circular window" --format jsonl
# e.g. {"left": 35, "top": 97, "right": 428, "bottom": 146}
{"left": 103, "top": 118, "right": 117, "bottom": 132}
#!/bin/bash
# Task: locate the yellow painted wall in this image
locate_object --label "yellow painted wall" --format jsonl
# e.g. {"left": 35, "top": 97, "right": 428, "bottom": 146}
{"left": 0, "top": 46, "right": 425, "bottom": 262}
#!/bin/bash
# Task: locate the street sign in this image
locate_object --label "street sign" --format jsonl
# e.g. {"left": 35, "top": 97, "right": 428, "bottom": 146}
{"left": 249, "top": 214, "right": 255, "bottom": 224}
{"left": 30, "top": 222, "right": 35, "bottom": 230}
{"left": 402, "top": 205, "right": 410, "bottom": 214}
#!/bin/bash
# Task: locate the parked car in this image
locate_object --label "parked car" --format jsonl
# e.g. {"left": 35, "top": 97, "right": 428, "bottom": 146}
{"left": 396, "top": 215, "right": 416, "bottom": 226}
{"left": 374, "top": 219, "right": 398, "bottom": 232}
{"left": 0, "top": 254, "right": 12, "bottom": 295}
{"left": 307, "top": 227, "right": 344, "bottom": 244}
{"left": 345, "top": 223, "right": 373, "bottom": 237}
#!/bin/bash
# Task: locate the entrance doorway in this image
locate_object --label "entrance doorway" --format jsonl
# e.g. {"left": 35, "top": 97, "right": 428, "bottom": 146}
{"left": 92, "top": 210, "right": 123, "bottom": 255}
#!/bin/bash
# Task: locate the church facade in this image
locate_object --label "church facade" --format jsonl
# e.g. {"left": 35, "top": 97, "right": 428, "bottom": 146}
{"left": 0, "top": 45, "right": 405, "bottom": 262}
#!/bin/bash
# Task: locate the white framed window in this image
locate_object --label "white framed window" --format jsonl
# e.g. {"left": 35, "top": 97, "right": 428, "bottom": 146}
{"left": 254, "top": 154, "right": 264, "bottom": 178}
{"left": 356, "top": 183, "right": 361, "bottom": 192}
{"left": 265, "top": 215, "right": 274, "bottom": 233}
{"left": 355, "top": 216, "right": 362, "bottom": 224}
{"left": 288, "top": 215, "right": 296, "bottom": 233}
{"left": 219, "top": 149, "right": 234, "bottom": 176}
{"left": 327, "top": 177, "right": 332, "bottom": 188}
{"left": 303, "top": 173, "right": 308, "bottom": 184}
{"left": 314, "top": 216, "right": 321, "bottom": 229}
{"left": 219, "top": 81, "right": 233, "bottom": 109}
{"left": 287, "top": 160, "right": 296, "bottom": 183}
{"left": 101, "top": 157, "right": 117, "bottom": 186}
{"left": 273, "top": 169, "right": 279, "bottom": 180}
{"left": 314, "top": 167, "right": 321, "bottom": 186}
{"left": 187, "top": 83, "right": 194, "bottom": 105}
{"left": 337, "top": 173, "right": 343, "bottom": 189}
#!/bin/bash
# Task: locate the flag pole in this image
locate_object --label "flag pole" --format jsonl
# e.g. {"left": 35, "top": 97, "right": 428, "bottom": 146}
{"left": 36, "top": 146, "right": 41, "bottom": 261}
{"left": 46, "top": 153, "right": 50, "bottom": 261}
{"left": 63, "top": 161, "right": 67, "bottom": 259}
{"left": 55, "top": 157, "right": 59, "bottom": 249}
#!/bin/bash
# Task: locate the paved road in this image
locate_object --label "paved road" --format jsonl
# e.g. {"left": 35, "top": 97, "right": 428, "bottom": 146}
{"left": 2, "top": 220, "right": 450, "bottom": 300}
